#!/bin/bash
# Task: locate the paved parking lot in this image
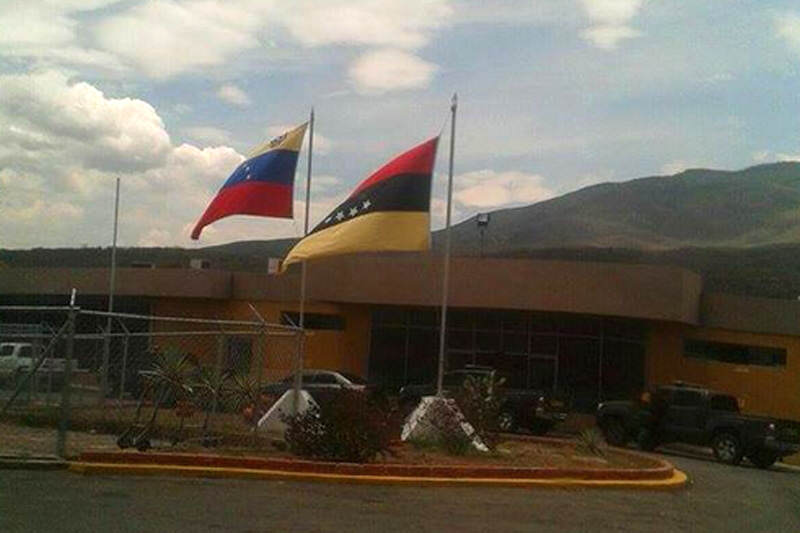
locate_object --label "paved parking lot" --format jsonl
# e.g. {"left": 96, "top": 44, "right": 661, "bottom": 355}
{"left": 1, "top": 451, "right": 798, "bottom": 533}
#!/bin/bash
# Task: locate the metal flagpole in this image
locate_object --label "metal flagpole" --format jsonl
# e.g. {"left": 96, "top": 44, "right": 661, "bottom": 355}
{"left": 294, "top": 108, "right": 314, "bottom": 410}
{"left": 436, "top": 93, "right": 457, "bottom": 396}
{"left": 100, "top": 177, "right": 120, "bottom": 404}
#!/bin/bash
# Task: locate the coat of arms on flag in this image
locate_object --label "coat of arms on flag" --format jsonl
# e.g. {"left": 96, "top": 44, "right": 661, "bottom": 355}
{"left": 191, "top": 123, "right": 308, "bottom": 240}
{"left": 281, "top": 137, "right": 439, "bottom": 270}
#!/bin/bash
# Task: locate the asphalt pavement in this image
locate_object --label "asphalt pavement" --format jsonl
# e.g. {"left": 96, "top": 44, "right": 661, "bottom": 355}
{"left": 1, "top": 452, "right": 799, "bottom": 533}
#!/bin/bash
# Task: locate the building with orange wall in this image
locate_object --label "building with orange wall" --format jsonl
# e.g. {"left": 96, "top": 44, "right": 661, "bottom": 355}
{"left": 1, "top": 253, "right": 798, "bottom": 421}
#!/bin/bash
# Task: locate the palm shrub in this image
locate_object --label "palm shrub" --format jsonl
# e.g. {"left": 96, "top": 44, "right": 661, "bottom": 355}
{"left": 576, "top": 427, "right": 606, "bottom": 457}
{"left": 137, "top": 347, "right": 198, "bottom": 438}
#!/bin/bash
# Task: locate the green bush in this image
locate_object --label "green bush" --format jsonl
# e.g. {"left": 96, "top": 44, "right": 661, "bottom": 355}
{"left": 282, "top": 390, "right": 397, "bottom": 463}
{"left": 454, "top": 373, "right": 505, "bottom": 450}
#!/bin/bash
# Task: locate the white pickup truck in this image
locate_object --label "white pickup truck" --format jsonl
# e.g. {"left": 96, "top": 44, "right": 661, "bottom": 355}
{"left": 0, "top": 342, "right": 73, "bottom": 378}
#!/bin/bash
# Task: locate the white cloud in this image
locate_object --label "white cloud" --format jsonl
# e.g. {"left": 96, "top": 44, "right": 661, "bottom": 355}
{"left": 453, "top": 170, "right": 554, "bottom": 208}
{"left": 183, "top": 126, "right": 232, "bottom": 146}
{"left": 752, "top": 150, "right": 770, "bottom": 163}
{"left": 0, "top": 70, "right": 172, "bottom": 174}
{"left": 0, "top": 71, "right": 253, "bottom": 248}
{"left": 776, "top": 12, "right": 800, "bottom": 54}
{"left": 0, "top": 1, "right": 124, "bottom": 70}
{"left": 137, "top": 228, "right": 173, "bottom": 247}
{"left": 581, "top": 25, "right": 640, "bottom": 50}
{"left": 580, "top": 0, "right": 643, "bottom": 49}
{"left": 87, "top": 0, "right": 452, "bottom": 80}
{"left": 216, "top": 84, "right": 251, "bottom": 107}
{"left": 348, "top": 49, "right": 438, "bottom": 94}
{"left": 94, "top": 1, "right": 261, "bottom": 78}
{"left": 776, "top": 153, "right": 800, "bottom": 162}
{"left": 660, "top": 160, "right": 691, "bottom": 175}
{"left": 281, "top": 0, "right": 452, "bottom": 49}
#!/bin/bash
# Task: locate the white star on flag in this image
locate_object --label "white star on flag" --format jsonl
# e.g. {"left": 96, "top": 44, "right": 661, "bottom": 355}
{"left": 362, "top": 199, "right": 371, "bottom": 209}
{"left": 349, "top": 206, "right": 358, "bottom": 217}
{"left": 335, "top": 211, "right": 344, "bottom": 221}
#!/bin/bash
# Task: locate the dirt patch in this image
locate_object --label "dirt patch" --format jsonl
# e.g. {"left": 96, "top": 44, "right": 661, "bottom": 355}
{"left": 0, "top": 422, "right": 118, "bottom": 457}
{"left": 375, "top": 439, "right": 657, "bottom": 469}
{"left": 3, "top": 407, "right": 656, "bottom": 471}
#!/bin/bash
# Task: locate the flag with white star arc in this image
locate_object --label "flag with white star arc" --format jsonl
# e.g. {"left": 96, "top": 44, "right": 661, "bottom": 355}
{"left": 282, "top": 136, "right": 439, "bottom": 270}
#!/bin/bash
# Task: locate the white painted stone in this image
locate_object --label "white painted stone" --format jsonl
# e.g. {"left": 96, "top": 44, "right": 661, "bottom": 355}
{"left": 256, "top": 389, "right": 317, "bottom": 438}
{"left": 401, "top": 396, "right": 489, "bottom": 452}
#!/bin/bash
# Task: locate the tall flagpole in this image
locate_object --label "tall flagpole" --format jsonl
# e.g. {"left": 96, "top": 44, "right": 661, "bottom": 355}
{"left": 294, "top": 108, "right": 314, "bottom": 408}
{"left": 436, "top": 93, "right": 457, "bottom": 396}
{"left": 100, "top": 176, "right": 120, "bottom": 404}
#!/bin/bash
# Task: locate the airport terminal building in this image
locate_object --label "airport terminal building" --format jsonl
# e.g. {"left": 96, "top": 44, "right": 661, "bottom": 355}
{"left": 1, "top": 254, "right": 799, "bottom": 419}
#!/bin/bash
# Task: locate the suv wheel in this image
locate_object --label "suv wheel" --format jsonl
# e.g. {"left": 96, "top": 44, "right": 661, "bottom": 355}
{"left": 602, "top": 417, "right": 627, "bottom": 447}
{"left": 636, "top": 428, "right": 659, "bottom": 451}
{"left": 748, "top": 449, "right": 778, "bottom": 469}
{"left": 712, "top": 432, "right": 743, "bottom": 465}
{"left": 498, "top": 411, "right": 516, "bottom": 433}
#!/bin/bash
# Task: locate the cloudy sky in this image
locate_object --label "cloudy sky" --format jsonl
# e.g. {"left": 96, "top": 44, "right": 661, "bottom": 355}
{"left": 3, "top": 1, "right": 800, "bottom": 249}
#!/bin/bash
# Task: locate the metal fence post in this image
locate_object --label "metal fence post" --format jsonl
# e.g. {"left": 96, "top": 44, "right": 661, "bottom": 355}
{"left": 56, "top": 304, "right": 77, "bottom": 458}
{"left": 212, "top": 333, "right": 225, "bottom": 419}
{"left": 119, "top": 331, "right": 129, "bottom": 404}
{"left": 293, "top": 330, "right": 304, "bottom": 414}
{"left": 117, "top": 318, "right": 130, "bottom": 404}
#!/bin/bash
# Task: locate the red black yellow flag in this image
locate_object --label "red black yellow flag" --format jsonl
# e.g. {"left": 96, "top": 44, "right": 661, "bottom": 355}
{"left": 282, "top": 137, "right": 439, "bottom": 270}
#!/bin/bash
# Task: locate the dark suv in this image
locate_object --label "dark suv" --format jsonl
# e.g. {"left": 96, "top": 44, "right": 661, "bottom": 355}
{"left": 596, "top": 382, "right": 800, "bottom": 468}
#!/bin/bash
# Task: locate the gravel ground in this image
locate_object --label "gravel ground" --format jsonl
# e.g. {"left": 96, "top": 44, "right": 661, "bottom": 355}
{"left": 2, "top": 451, "right": 798, "bottom": 532}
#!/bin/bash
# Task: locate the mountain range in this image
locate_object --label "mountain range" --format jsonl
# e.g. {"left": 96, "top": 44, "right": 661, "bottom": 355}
{"left": 4, "top": 162, "right": 800, "bottom": 299}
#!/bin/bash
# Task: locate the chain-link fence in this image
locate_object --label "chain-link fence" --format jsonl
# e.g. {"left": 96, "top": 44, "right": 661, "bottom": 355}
{"left": 0, "top": 305, "right": 302, "bottom": 458}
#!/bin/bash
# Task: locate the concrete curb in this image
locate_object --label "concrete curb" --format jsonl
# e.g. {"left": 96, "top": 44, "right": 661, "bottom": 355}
{"left": 0, "top": 455, "right": 68, "bottom": 470}
{"left": 68, "top": 461, "right": 688, "bottom": 489}
{"left": 77, "top": 451, "right": 673, "bottom": 481}
{"left": 70, "top": 451, "right": 688, "bottom": 490}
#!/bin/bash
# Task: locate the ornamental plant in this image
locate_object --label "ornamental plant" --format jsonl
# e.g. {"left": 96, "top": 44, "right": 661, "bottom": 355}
{"left": 282, "top": 389, "right": 397, "bottom": 463}
{"left": 453, "top": 372, "right": 506, "bottom": 451}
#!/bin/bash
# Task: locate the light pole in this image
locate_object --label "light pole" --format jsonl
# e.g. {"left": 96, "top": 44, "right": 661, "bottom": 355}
{"left": 477, "top": 212, "right": 490, "bottom": 258}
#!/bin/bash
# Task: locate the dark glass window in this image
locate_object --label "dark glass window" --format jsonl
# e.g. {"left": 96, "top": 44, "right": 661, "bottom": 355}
{"left": 530, "top": 334, "right": 557, "bottom": 355}
{"left": 684, "top": 339, "right": 786, "bottom": 367}
{"left": 448, "top": 310, "right": 473, "bottom": 329}
{"left": 671, "top": 389, "right": 703, "bottom": 407}
{"left": 281, "top": 312, "right": 345, "bottom": 330}
{"left": 374, "top": 307, "right": 407, "bottom": 326}
{"left": 502, "top": 331, "right": 527, "bottom": 353}
{"left": 409, "top": 308, "right": 437, "bottom": 327}
{"left": 530, "top": 313, "right": 557, "bottom": 333}
{"left": 446, "top": 329, "right": 473, "bottom": 350}
{"left": 710, "top": 395, "right": 739, "bottom": 412}
{"left": 315, "top": 373, "right": 339, "bottom": 384}
{"left": 500, "top": 311, "right": 528, "bottom": 331}
{"left": 447, "top": 351, "right": 474, "bottom": 371}
{"left": 475, "top": 329, "right": 501, "bottom": 351}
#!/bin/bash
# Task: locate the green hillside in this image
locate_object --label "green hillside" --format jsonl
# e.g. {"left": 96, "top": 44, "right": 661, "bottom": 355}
{"left": 4, "top": 162, "right": 800, "bottom": 299}
{"left": 435, "top": 162, "right": 800, "bottom": 254}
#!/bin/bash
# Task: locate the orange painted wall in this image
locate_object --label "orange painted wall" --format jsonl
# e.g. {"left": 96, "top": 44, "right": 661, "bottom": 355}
{"left": 647, "top": 323, "right": 800, "bottom": 422}
{"left": 149, "top": 298, "right": 372, "bottom": 383}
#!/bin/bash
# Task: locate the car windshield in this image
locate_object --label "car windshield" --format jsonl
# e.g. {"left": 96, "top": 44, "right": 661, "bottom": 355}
{"left": 339, "top": 372, "right": 366, "bottom": 385}
{"left": 0, "top": 345, "right": 13, "bottom": 357}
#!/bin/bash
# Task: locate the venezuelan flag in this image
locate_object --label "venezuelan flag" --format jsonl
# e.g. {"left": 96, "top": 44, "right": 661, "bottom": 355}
{"left": 282, "top": 137, "right": 439, "bottom": 270}
{"left": 191, "top": 123, "right": 308, "bottom": 240}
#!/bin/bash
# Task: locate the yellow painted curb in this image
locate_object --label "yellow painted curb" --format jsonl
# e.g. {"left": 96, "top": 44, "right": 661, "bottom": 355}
{"left": 68, "top": 462, "right": 688, "bottom": 490}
